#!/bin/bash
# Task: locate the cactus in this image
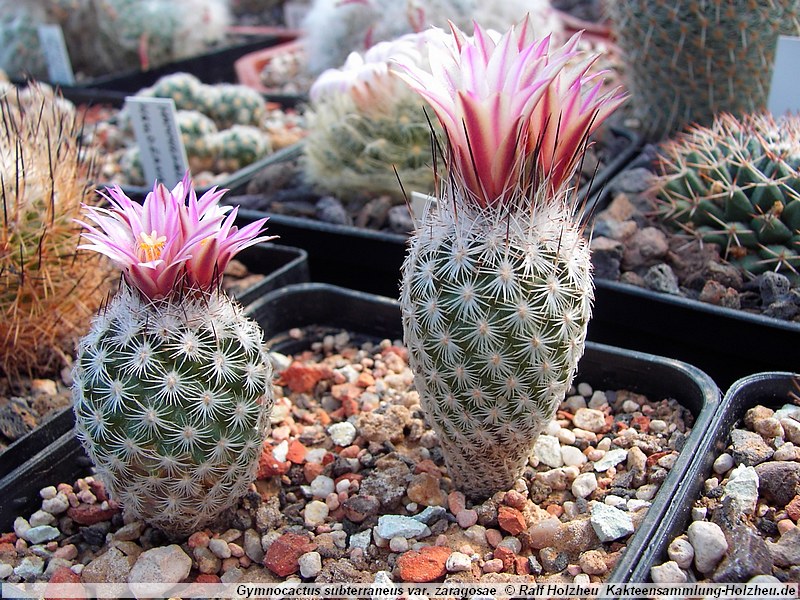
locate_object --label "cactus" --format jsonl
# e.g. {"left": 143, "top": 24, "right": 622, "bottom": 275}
{"left": 202, "top": 84, "right": 269, "bottom": 129}
{"left": 609, "top": 0, "right": 800, "bottom": 141}
{"left": 303, "top": 30, "right": 447, "bottom": 202}
{"left": 301, "top": 0, "right": 562, "bottom": 76}
{"left": 654, "top": 112, "right": 800, "bottom": 280}
{"left": 0, "top": 83, "right": 113, "bottom": 378}
{"left": 394, "top": 20, "right": 625, "bottom": 499}
{"left": 72, "top": 175, "right": 276, "bottom": 537}
{"left": 212, "top": 125, "right": 273, "bottom": 173}
{"left": 176, "top": 110, "right": 221, "bottom": 173}
{"left": 139, "top": 72, "right": 207, "bottom": 112}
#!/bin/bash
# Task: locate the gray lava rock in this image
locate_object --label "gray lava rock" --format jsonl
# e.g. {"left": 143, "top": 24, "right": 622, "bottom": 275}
{"left": 643, "top": 263, "right": 680, "bottom": 295}
{"left": 590, "top": 237, "right": 624, "bottom": 280}
{"left": 711, "top": 523, "right": 773, "bottom": 582}
{"left": 758, "top": 271, "right": 790, "bottom": 305}
{"left": 754, "top": 461, "right": 800, "bottom": 506}
{"left": 766, "top": 526, "right": 800, "bottom": 567}
{"left": 730, "top": 429, "right": 774, "bottom": 466}
{"left": 315, "top": 196, "right": 351, "bottom": 225}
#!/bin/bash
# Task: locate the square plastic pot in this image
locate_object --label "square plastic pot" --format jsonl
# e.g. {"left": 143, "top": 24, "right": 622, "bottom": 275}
{"left": 232, "top": 127, "right": 642, "bottom": 298}
{"left": 621, "top": 371, "right": 800, "bottom": 584}
{"left": 0, "top": 242, "right": 308, "bottom": 489}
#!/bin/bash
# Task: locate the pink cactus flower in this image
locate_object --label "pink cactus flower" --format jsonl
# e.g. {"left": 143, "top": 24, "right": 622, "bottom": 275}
{"left": 77, "top": 173, "right": 275, "bottom": 300}
{"left": 392, "top": 17, "right": 626, "bottom": 209}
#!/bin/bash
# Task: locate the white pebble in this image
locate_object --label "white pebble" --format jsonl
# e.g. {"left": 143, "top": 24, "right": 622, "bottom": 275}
{"left": 651, "top": 561, "right": 687, "bottom": 584}
{"left": 310, "top": 476, "right": 335, "bottom": 499}
{"left": 636, "top": 484, "right": 659, "bottom": 501}
{"left": 557, "top": 428, "right": 576, "bottom": 446}
{"left": 446, "top": 551, "right": 472, "bottom": 572}
{"left": 28, "top": 510, "right": 55, "bottom": 528}
{"left": 533, "top": 435, "right": 563, "bottom": 468}
{"left": 41, "top": 494, "right": 70, "bottom": 515}
{"left": 13, "top": 517, "right": 31, "bottom": 539}
{"left": 649, "top": 419, "right": 667, "bottom": 433}
{"left": 305, "top": 448, "right": 327, "bottom": 464}
{"left": 573, "top": 408, "right": 606, "bottom": 433}
{"left": 561, "top": 446, "right": 587, "bottom": 467}
{"left": 304, "top": 500, "right": 329, "bottom": 527}
{"left": 604, "top": 495, "right": 626, "bottom": 508}
{"left": 577, "top": 382, "right": 593, "bottom": 397}
{"left": 39, "top": 486, "right": 57, "bottom": 500}
{"left": 272, "top": 440, "right": 289, "bottom": 462}
{"left": 545, "top": 420, "right": 561, "bottom": 436}
{"left": 712, "top": 453, "right": 734, "bottom": 475}
{"left": 692, "top": 506, "right": 707, "bottom": 521}
{"left": 298, "top": 551, "right": 322, "bottom": 579}
{"left": 0, "top": 563, "right": 13, "bottom": 579}
{"left": 622, "top": 399, "right": 641, "bottom": 413}
{"left": 389, "top": 537, "right": 409, "bottom": 553}
{"left": 667, "top": 536, "right": 694, "bottom": 570}
{"left": 328, "top": 422, "right": 357, "bottom": 447}
{"left": 208, "top": 538, "right": 232, "bottom": 559}
{"left": 572, "top": 472, "right": 598, "bottom": 499}
{"left": 627, "top": 499, "right": 651, "bottom": 512}
{"left": 498, "top": 536, "right": 522, "bottom": 554}
{"left": 588, "top": 390, "right": 608, "bottom": 409}
{"left": 688, "top": 521, "right": 728, "bottom": 574}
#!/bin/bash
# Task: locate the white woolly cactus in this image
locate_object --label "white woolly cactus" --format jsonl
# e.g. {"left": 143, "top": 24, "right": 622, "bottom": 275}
{"left": 303, "top": 29, "right": 447, "bottom": 202}
{"left": 394, "top": 18, "right": 625, "bottom": 499}
{"left": 72, "top": 175, "right": 276, "bottom": 537}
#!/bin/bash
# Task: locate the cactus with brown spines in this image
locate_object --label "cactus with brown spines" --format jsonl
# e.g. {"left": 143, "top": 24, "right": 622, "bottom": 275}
{"left": 394, "top": 20, "right": 625, "bottom": 499}
{"left": 654, "top": 112, "right": 800, "bottom": 280}
{"left": 0, "top": 83, "right": 113, "bottom": 378}
{"left": 608, "top": 0, "right": 800, "bottom": 141}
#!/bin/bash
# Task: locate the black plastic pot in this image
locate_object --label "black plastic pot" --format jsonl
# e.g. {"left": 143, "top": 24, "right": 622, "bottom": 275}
{"left": 0, "top": 281, "right": 719, "bottom": 585}
{"left": 622, "top": 371, "right": 800, "bottom": 584}
{"left": 233, "top": 127, "right": 642, "bottom": 298}
{"left": 0, "top": 242, "right": 307, "bottom": 489}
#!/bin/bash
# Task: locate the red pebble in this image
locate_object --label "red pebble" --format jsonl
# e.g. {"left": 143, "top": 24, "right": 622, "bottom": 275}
{"left": 303, "top": 462, "right": 325, "bottom": 483}
{"left": 497, "top": 505, "right": 527, "bottom": 536}
{"left": 263, "top": 533, "right": 317, "bottom": 577}
{"left": 414, "top": 459, "right": 442, "bottom": 478}
{"left": 493, "top": 546, "right": 515, "bottom": 571}
{"left": 286, "top": 440, "right": 307, "bottom": 464}
{"left": 0, "top": 532, "right": 17, "bottom": 544}
{"left": 66, "top": 504, "right": 119, "bottom": 525}
{"left": 257, "top": 446, "right": 291, "bottom": 479}
{"left": 396, "top": 546, "right": 451, "bottom": 582}
{"left": 787, "top": 494, "right": 800, "bottom": 522}
{"left": 46, "top": 566, "right": 84, "bottom": 600}
{"left": 515, "top": 555, "right": 531, "bottom": 575}
{"left": 279, "top": 362, "right": 332, "bottom": 393}
{"left": 195, "top": 574, "right": 221, "bottom": 583}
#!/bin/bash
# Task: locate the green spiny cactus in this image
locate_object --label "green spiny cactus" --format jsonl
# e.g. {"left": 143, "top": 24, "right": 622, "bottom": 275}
{"left": 609, "top": 0, "right": 799, "bottom": 141}
{"left": 73, "top": 176, "right": 275, "bottom": 537}
{"left": 73, "top": 285, "right": 272, "bottom": 536}
{"left": 176, "top": 109, "right": 220, "bottom": 173}
{"left": 303, "top": 31, "right": 445, "bottom": 202}
{"left": 212, "top": 125, "right": 273, "bottom": 173}
{"left": 395, "top": 20, "right": 625, "bottom": 499}
{"left": 140, "top": 72, "right": 206, "bottom": 112}
{"left": 654, "top": 112, "right": 800, "bottom": 279}
{"left": 0, "top": 83, "right": 113, "bottom": 378}
{"left": 202, "top": 84, "right": 268, "bottom": 129}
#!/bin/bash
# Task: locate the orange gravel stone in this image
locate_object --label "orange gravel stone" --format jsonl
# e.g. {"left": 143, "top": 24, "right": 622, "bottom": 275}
{"left": 396, "top": 546, "right": 452, "bottom": 582}
{"left": 787, "top": 495, "right": 800, "bottom": 522}
{"left": 498, "top": 505, "right": 527, "bottom": 535}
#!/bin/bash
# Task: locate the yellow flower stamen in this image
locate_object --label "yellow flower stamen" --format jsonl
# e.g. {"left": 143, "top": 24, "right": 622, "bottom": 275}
{"left": 138, "top": 230, "right": 167, "bottom": 262}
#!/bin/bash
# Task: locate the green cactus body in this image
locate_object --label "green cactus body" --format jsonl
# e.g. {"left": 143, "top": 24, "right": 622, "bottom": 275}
{"left": 400, "top": 199, "right": 592, "bottom": 499}
{"left": 656, "top": 113, "right": 800, "bottom": 279}
{"left": 610, "top": 0, "right": 799, "bottom": 140}
{"left": 304, "top": 90, "right": 438, "bottom": 202}
{"left": 176, "top": 109, "right": 220, "bottom": 173}
{"left": 203, "top": 84, "right": 268, "bottom": 129}
{"left": 141, "top": 72, "right": 206, "bottom": 111}
{"left": 212, "top": 125, "right": 273, "bottom": 173}
{"left": 73, "top": 285, "right": 273, "bottom": 537}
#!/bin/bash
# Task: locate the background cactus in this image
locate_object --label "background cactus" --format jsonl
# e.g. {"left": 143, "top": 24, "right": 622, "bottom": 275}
{"left": 609, "top": 0, "right": 800, "bottom": 141}
{"left": 0, "top": 0, "right": 230, "bottom": 80}
{"left": 301, "top": 0, "right": 563, "bottom": 76}
{"left": 654, "top": 112, "right": 800, "bottom": 280}
{"left": 395, "top": 21, "right": 625, "bottom": 499}
{"left": 73, "top": 177, "right": 275, "bottom": 537}
{"left": 0, "top": 83, "right": 113, "bottom": 379}
{"left": 303, "top": 31, "right": 445, "bottom": 202}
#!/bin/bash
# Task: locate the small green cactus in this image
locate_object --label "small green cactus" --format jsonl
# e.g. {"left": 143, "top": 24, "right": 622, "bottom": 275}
{"left": 73, "top": 176, "right": 275, "bottom": 537}
{"left": 203, "top": 84, "right": 269, "bottom": 129}
{"left": 654, "top": 112, "right": 800, "bottom": 279}
{"left": 212, "top": 125, "right": 273, "bottom": 173}
{"left": 140, "top": 72, "right": 207, "bottom": 112}
{"left": 176, "top": 109, "right": 220, "bottom": 173}
{"left": 609, "top": 0, "right": 800, "bottom": 140}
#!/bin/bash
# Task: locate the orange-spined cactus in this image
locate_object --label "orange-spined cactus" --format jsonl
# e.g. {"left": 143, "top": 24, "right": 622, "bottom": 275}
{"left": 0, "top": 83, "right": 113, "bottom": 379}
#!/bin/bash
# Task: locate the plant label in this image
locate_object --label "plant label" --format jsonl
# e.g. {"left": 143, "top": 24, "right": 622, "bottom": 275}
{"left": 37, "top": 25, "right": 75, "bottom": 85}
{"left": 411, "top": 191, "right": 438, "bottom": 225}
{"left": 126, "top": 97, "right": 189, "bottom": 189}
{"left": 768, "top": 35, "right": 800, "bottom": 117}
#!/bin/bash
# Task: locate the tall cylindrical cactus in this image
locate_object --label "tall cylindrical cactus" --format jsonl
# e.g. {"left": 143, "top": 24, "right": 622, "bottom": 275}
{"left": 609, "top": 0, "right": 799, "bottom": 140}
{"left": 72, "top": 176, "right": 275, "bottom": 536}
{"left": 394, "top": 20, "right": 625, "bottom": 499}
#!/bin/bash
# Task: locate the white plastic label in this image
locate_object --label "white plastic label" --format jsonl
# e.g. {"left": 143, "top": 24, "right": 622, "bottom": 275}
{"left": 125, "top": 97, "right": 189, "bottom": 189}
{"left": 37, "top": 25, "right": 75, "bottom": 85}
{"left": 411, "top": 191, "right": 437, "bottom": 224}
{"left": 768, "top": 35, "right": 800, "bottom": 117}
